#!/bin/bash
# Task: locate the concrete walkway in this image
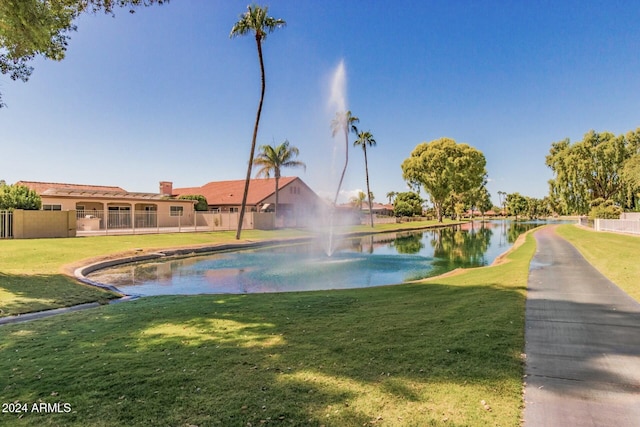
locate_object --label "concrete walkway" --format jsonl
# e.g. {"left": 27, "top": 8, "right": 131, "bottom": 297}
{"left": 524, "top": 226, "right": 640, "bottom": 426}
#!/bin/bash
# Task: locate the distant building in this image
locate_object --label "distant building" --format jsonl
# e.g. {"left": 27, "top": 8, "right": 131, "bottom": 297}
{"left": 363, "top": 202, "right": 394, "bottom": 216}
{"left": 173, "top": 177, "right": 325, "bottom": 227}
{"left": 16, "top": 180, "right": 196, "bottom": 230}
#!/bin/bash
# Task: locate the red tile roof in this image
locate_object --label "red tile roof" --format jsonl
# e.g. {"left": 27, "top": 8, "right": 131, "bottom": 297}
{"left": 174, "top": 177, "right": 300, "bottom": 206}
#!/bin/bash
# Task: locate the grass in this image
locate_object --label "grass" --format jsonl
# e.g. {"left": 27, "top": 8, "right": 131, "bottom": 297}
{"left": 0, "top": 230, "right": 535, "bottom": 426}
{"left": 0, "top": 221, "right": 460, "bottom": 317}
{"left": 555, "top": 224, "right": 640, "bottom": 302}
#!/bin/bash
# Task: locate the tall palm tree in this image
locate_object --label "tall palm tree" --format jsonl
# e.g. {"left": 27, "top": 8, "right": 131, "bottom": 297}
{"left": 253, "top": 140, "right": 306, "bottom": 222}
{"left": 230, "top": 4, "right": 286, "bottom": 240}
{"left": 350, "top": 191, "right": 367, "bottom": 210}
{"left": 386, "top": 191, "right": 397, "bottom": 204}
{"left": 354, "top": 130, "right": 376, "bottom": 227}
{"left": 330, "top": 110, "right": 359, "bottom": 206}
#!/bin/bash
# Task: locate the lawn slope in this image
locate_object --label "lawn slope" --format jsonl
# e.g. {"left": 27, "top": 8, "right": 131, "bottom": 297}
{"left": 0, "top": 231, "right": 536, "bottom": 426}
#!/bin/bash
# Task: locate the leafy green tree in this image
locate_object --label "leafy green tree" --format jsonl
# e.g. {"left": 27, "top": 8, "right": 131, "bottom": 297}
{"left": 0, "top": 0, "right": 167, "bottom": 107}
{"left": 393, "top": 191, "right": 422, "bottom": 217}
{"left": 177, "top": 195, "right": 208, "bottom": 211}
{"left": 401, "top": 138, "right": 487, "bottom": 222}
{"left": 461, "top": 185, "right": 491, "bottom": 219}
{"left": 525, "top": 197, "right": 541, "bottom": 219}
{"left": 353, "top": 129, "right": 376, "bottom": 227}
{"left": 476, "top": 187, "right": 493, "bottom": 217}
{"left": 621, "top": 154, "right": 640, "bottom": 208}
{"left": 588, "top": 198, "right": 622, "bottom": 219}
{"left": 253, "top": 139, "right": 305, "bottom": 220}
{"left": 546, "top": 129, "right": 638, "bottom": 214}
{"left": 0, "top": 183, "right": 41, "bottom": 210}
{"left": 230, "top": 4, "right": 285, "bottom": 239}
{"left": 506, "top": 192, "right": 527, "bottom": 221}
{"left": 330, "top": 110, "right": 359, "bottom": 205}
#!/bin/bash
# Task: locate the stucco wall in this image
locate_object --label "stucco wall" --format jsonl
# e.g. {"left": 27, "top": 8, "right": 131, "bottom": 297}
{"left": 13, "top": 210, "right": 76, "bottom": 239}
{"left": 252, "top": 212, "right": 275, "bottom": 230}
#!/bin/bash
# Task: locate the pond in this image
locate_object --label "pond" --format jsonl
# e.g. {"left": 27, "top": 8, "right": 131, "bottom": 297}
{"left": 87, "top": 220, "right": 547, "bottom": 296}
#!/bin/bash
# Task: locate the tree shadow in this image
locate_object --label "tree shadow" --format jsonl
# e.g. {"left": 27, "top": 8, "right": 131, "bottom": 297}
{"left": 0, "top": 272, "right": 116, "bottom": 317}
{"left": 525, "top": 297, "right": 640, "bottom": 396}
{"left": 0, "top": 281, "right": 527, "bottom": 426}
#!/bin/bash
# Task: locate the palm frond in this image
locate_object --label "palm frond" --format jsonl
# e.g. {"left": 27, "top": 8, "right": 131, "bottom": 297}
{"left": 230, "top": 4, "right": 286, "bottom": 39}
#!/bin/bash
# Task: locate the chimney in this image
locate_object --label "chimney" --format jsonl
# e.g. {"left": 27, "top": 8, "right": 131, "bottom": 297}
{"left": 159, "top": 181, "right": 173, "bottom": 196}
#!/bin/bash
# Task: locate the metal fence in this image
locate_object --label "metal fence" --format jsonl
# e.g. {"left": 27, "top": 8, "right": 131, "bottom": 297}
{"left": 595, "top": 219, "right": 640, "bottom": 235}
{"left": 578, "top": 216, "right": 594, "bottom": 228}
{"left": 0, "top": 210, "right": 12, "bottom": 239}
{"left": 75, "top": 210, "right": 270, "bottom": 236}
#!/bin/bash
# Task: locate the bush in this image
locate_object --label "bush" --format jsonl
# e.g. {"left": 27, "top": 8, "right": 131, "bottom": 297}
{"left": 0, "top": 183, "right": 41, "bottom": 210}
{"left": 178, "top": 195, "right": 208, "bottom": 211}
{"left": 588, "top": 198, "right": 622, "bottom": 219}
{"left": 393, "top": 192, "right": 422, "bottom": 217}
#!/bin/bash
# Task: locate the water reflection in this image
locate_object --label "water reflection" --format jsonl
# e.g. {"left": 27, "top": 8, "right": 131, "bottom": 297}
{"left": 88, "top": 220, "right": 545, "bottom": 296}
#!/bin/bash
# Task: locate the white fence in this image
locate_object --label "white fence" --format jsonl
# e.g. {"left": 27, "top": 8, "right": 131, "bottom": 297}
{"left": 76, "top": 210, "right": 274, "bottom": 236}
{"left": 0, "top": 210, "right": 12, "bottom": 239}
{"left": 595, "top": 218, "right": 640, "bottom": 235}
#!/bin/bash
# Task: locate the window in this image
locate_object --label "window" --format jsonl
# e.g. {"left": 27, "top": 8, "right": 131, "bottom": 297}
{"left": 43, "top": 204, "right": 62, "bottom": 211}
{"left": 170, "top": 206, "right": 184, "bottom": 216}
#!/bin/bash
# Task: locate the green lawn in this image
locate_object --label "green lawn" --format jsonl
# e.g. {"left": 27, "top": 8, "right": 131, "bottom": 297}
{"left": 2, "top": 222, "right": 638, "bottom": 425}
{"left": 555, "top": 224, "right": 640, "bottom": 302}
{"left": 0, "top": 230, "right": 535, "bottom": 426}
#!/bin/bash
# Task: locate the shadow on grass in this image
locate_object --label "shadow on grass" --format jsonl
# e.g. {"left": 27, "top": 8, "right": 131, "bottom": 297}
{"left": 0, "top": 281, "right": 526, "bottom": 426}
{"left": 0, "top": 273, "right": 116, "bottom": 317}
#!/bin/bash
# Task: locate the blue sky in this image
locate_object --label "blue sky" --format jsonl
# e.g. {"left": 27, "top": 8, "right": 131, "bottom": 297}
{"left": 2, "top": 0, "right": 640, "bottom": 205}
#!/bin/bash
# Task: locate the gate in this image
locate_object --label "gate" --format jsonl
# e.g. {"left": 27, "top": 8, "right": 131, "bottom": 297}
{"left": 0, "top": 210, "right": 12, "bottom": 238}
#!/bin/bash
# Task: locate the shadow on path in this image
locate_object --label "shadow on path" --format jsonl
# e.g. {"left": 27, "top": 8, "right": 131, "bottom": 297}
{"left": 524, "top": 226, "right": 640, "bottom": 426}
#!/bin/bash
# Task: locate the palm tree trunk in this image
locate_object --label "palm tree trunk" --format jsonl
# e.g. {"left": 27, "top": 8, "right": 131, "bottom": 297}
{"left": 274, "top": 175, "right": 279, "bottom": 227}
{"left": 364, "top": 145, "right": 373, "bottom": 227}
{"left": 236, "top": 35, "right": 266, "bottom": 240}
{"left": 333, "top": 126, "right": 349, "bottom": 206}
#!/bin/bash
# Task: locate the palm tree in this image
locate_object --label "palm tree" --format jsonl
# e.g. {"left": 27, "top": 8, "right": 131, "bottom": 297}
{"left": 330, "top": 110, "right": 359, "bottom": 206}
{"left": 350, "top": 191, "right": 366, "bottom": 210}
{"left": 354, "top": 130, "right": 376, "bottom": 227}
{"left": 386, "top": 191, "right": 397, "bottom": 204}
{"left": 230, "top": 4, "right": 286, "bottom": 240}
{"left": 497, "top": 190, "right": 506, "bottom": 216}
{"left": 253, "top": 140, "right": 306, "bottom": 222}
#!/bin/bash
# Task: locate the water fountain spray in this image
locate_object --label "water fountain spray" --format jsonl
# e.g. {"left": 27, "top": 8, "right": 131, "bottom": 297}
{"left": 325, "top": 60, "right": 350, "bottom": 255}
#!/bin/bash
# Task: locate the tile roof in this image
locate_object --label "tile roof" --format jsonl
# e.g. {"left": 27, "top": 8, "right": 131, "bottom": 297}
{"left": 15, "top": 181, "right": 177, "bottom": 201}
{"left": 174, "top": 177, "right": 300, "bottom": 206}
{"left": 16, "top": 181, "right": 126, "bottom": 194}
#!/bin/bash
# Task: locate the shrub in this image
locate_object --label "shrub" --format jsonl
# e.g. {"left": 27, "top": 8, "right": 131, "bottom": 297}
{"left": 178, "top": 195, "right": 208, "bottom": 211}
{"left": 393, "top": 192, "right": 422, "bottom": 217}
{"left": 0, "top": 183, "right": 41, "bottom": 210}
{"left": 588, "top": 198, "right": 622, "bottom": 219}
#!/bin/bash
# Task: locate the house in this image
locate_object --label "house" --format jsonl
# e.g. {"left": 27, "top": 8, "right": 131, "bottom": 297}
{"left": 16, "top": 180, "right": 196, "bottom": 231}
{"left": 363, "top": 202, "right": 394, "bottom": 216}
{"left": 173, "top": 177, "right": 325, "bottom": 226}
